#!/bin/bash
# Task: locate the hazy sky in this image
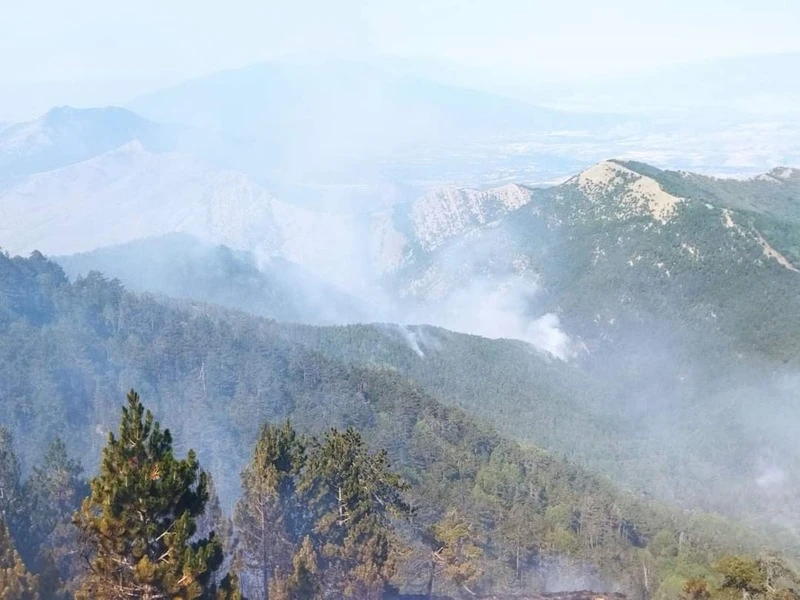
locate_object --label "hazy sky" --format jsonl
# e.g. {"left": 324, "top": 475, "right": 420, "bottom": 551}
{"left": 3, "top": 0, "right": 800, "bottom": 83}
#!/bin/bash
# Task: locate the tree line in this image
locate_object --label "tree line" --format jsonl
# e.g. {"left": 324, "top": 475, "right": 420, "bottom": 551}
{"left": 2, "top": 389, "right": 799, "bottom": 600}
{"left": 1, "top": 253, "right": 798, "bottom": 600}
{"left": 0, "top": 390, "right": 489, "bottom": 599}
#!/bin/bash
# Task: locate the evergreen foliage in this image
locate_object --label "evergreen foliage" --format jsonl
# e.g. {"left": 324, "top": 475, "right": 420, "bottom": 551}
{"left": 72, "top": 390, "right": 231, "bottom": 599}
{"left": 0, "top": 252, "right": 793, "bottom": 600}
{"left": 0, "top": 427, "right": 22, "bottom": 534}
{"left": 0, "top": 517, "right": 39, "bottom": 599}
{"left": 269, "top": 536, "right": 321, "bottom": 600}
{"left": 234, "top": 421, "right": 306, "bottom": 599}
{"left": 300, "top": 427, "right": 410, "bottom": 599}
{"left": 429, "top": 508, "right": 483, "bottom": 596}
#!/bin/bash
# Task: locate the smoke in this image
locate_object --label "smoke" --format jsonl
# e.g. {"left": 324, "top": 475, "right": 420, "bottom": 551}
{"left": 756, "top": 465, "right": 787, "bottom": 491}
{"left": 413, "top": 276, "right": 575, "bottom": 360}
{"left": 24, "top": 54, "right": 800, "bottom": 554}
{"left": 397, "top": 324, "right": 426, "bottom": 357}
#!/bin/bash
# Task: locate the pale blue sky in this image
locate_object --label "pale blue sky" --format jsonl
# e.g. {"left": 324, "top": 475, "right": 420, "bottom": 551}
{"left": 2, "top": 0, "right": 799, "bottom": 84}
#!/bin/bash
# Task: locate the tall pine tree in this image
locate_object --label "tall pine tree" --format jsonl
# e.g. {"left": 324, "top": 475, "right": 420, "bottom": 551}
{"left": 300, "top": 428, "right": 409, "bottom": 600}
{"left": 234, "top": 421, "right": 306, "bottom": 599}
{"left": 23, "top": 437, "right": 88, "bottom": 594}
{"left": 430, "top": 508, "right": 483, "bottom": 597}
{"left": 73, "top": 389, "right": 237, "bottom": 599}
{"left": 0, "top": 426, "right": 23, "bottom": 535}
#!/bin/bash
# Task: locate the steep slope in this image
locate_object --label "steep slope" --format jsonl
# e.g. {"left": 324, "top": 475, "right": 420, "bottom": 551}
{"left": 391, "top": 160, "right": 800, "bottom": 362}
{"left": 4, "top": 156, "right": 800, "bottom": 537}
{"left": 39, "top": 199, "right": 800, "bottom": 541}
{"left": 0, "top": 252, "right": 761, "bottom": 598}
{"left": 363, "top": 160, "right": 800, "bottom": 532}
{"left": 272, "top": 319, "right": 800, "bottom": 537}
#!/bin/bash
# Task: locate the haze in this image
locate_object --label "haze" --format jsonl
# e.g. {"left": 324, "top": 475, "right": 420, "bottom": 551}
{"left": 3, "top": 0, "right": 800, "bottom": 120}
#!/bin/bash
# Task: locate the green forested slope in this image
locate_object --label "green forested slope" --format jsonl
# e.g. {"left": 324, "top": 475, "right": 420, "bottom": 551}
{"left": 366, "top": 161, "right": 800, "bottom": 531}
{"left": 0, "top": 251, "right": 765, "bottom": 598}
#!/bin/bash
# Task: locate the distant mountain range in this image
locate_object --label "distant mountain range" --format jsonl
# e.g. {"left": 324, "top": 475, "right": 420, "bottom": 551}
{"left": 4, "top": 55, "right": 800, "bottom": 194}
{"left": 128, "top": 60, "right": 620, "bottom": 148}
{"left": 0, "top": 136, "right": 532, "bottom": 301}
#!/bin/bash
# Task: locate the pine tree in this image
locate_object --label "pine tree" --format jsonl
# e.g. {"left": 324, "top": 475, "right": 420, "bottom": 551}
{"left": 73, "top": 389, "right": 230, "bottom": 599}
{"left": 300, "top": 428, "right": 409, "bottom": 600}
{"left": 24, "top": 437, "right": 88, "bottom": 593}
{"left": 431, "top": 508, "right": 483, "bottom": 596}
{"left": 234, "top": 421, "right": 305, "bottom": 599}
{"left": 0, "top": 517, "right": 39, "bottom": 600}
{"left": 269, "top": 536, "right": 320, "bottom": 600}
{"left": 213, "top": 571, "right": 245, "bottom": 600}
{"left": 0, "top": 426, "right": 23, "bottom": 533}
{"left": 681, "top": 578, "right": 711, "bottom": 600}
{"left": 496, "top": 502, "right": 541, "bottom": 583}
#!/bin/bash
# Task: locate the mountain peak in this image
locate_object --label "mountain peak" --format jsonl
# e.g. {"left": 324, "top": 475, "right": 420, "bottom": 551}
{"left": 767, "top": 166, "right": 800, "bottom": 182}
{"left": 408, "top": 182, "right": 533, "bottom": 252}
{"left": 570, "top": 159, "right": 683, "bottom": 224}
{"left": 38, "top": 105, "right": 148, "bottom": 129}
{"left": 0, "top": 106, "right": 159, "bottom": 178}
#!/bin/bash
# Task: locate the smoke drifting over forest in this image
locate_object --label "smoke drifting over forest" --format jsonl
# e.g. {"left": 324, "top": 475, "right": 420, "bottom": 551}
{"left": 3, "top": 8, "right": 800, "bottom": 597}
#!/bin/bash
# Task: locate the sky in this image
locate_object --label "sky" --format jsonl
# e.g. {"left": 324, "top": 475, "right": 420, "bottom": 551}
{"left": 1, "top": 0, "right": 800, "bottom": 120}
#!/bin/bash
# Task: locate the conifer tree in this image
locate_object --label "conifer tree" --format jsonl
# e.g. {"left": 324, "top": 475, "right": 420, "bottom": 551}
{"left": 431, "top": 508, "right": 483, "bottom": 596}
{"left": 73, "top": 389, "right": 231, "bottom": 599}
{"left": 269, "top": 536, "right": 320, "bottom": 600}
{"left": 213, "top": 571, "right": 245, "bottom": 600}
{"left": 300, "top": 428, "right": 409, "bottom": 600}
{"left": 0, "top": 517, "right": 39, "bottom": 600}
{"left": 716, "top": 555, "right": 767, "bottom": 598}
{"left": 234, "top": 421, "right": 305, "bottom": 599}
{"left": 24, "top": 437, "right": 88, "bottom": 591}
{"left": 0, "top": 426, "right": 23, "bottom": 533}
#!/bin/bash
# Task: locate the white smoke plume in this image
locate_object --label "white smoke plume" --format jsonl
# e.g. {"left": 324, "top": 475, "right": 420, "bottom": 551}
{"left": 413, "top": 276, "right": 576, "bottom": 360}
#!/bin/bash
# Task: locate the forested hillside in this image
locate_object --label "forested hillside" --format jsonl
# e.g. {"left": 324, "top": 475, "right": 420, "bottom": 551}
{"left": 48, "top": 172, "right": 800, "bottom": 535}
{"left": 56, "top": 234, "right": 363, "bottom": 324}
{"left": 390, "top": 160, "right": 800, "bottom": 366}
{"left": 272, "top": 320, "right": 800, "bottom": 536}
{"left": 0, "top": 251, "right": 777, "bottom": 599}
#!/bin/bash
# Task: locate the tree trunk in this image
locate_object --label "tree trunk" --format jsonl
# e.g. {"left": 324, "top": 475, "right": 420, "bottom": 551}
{"left": 427, "top": 559, "right": 435, "bottom": 600}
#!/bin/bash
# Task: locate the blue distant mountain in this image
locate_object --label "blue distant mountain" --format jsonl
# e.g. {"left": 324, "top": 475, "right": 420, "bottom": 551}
{"left": 128, "top": 59, "right": 623, "bottom": 159}
{"left": 0, "top": 106, "right": 166, "bottom": 178}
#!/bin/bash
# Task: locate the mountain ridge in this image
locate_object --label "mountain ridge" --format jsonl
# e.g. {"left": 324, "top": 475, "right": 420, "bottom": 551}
{"left": 0, "top": 105, "right": 162, "bottom": 178}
